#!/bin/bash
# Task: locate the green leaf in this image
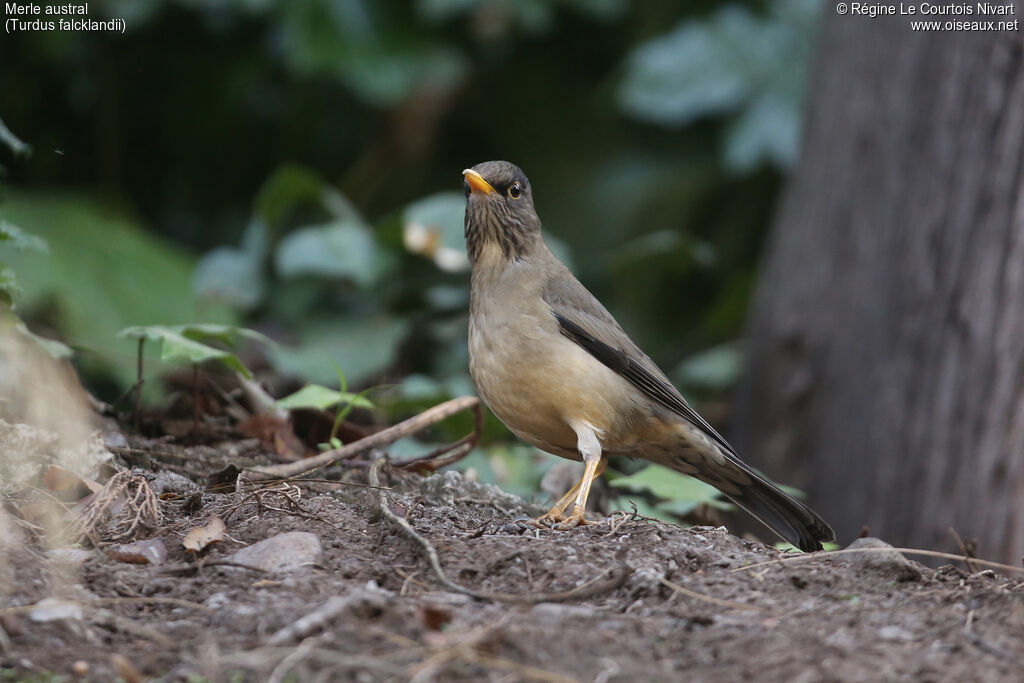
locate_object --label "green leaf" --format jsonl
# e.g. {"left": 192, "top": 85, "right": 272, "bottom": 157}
{"left": 177, "top": 323, "right": 274, "bottom": 347}
{"left": 118, "top": 324, "right": 263, "bottom": 378}
{"left": 609, "top": 465, "right": 729, "bottom": 514}
{"left": 0, "top": 192, "right": 236, "bottom": 387}
{"left": 618, "top": 0, "right": 820, "bottom": 171}
{"left": 193, "top": 220, "right": 268, "bottom": 311}
{"left": 280, "top": 0, "right": 468, "bottom": 106}
{"left": 267, "top": 315, "right": 409, "bottom": 384}
{"left": 672, "top": 343, "right": 743, "bottom": 392}
{"left": 275, "top": 219, "right": 395, "bottom": 287}
{"left": 276, "top": 383, "right": 374, "bottom": 411}
{"left": 254, "top": 164, "right": 361, "bottom": 228}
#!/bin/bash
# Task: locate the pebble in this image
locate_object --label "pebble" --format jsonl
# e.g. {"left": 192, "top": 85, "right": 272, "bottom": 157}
{"left": 229, "top": 531, "right": 323, "bottom": 574}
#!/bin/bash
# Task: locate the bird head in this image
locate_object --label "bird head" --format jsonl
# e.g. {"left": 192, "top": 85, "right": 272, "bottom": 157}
{"left": 463, "top": 160, "right": 542, "bottom": 264}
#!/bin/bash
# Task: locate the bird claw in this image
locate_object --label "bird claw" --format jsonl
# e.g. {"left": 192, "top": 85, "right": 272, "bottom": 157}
{"left": 529, "top": 509, "right": 591, "bottom": 530}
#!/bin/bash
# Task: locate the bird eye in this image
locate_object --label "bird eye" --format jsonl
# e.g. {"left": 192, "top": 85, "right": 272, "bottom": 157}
{"left": 507, "top": 182, "right": 522, "bottom": 199}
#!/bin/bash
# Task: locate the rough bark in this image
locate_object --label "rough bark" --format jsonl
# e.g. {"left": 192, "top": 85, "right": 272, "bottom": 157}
{"left": 735, "top": 14, "right": 1024, "bottom": 563}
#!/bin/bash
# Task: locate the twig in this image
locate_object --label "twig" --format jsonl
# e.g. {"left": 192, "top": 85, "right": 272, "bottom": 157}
{"left": 656, "top": 575, "right": 760, "bottom": 612}
{"left": 243, "top": 396, "right": 480, "bottom": 481}
{"left": 267, "top": 589, "right": 388, "bottom": 646}
{"left": 267, "top": 637, "right": 317, "bottom": 683}
{"left": 369, "top": 457, "right": 630, "bottom": 604}
{"left": 729, "top": 546, "right": 1024, "bottom": 575}
{"left": 394, "top": 400, "right": 484, "bottom": 472}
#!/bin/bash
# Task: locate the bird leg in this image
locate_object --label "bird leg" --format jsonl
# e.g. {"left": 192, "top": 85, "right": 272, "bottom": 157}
{"left": 533, "top": 421, "right": 605, "bottom": 528}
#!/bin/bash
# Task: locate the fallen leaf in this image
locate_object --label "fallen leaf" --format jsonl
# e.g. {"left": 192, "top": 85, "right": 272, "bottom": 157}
{"left": 43, "top": 465, "right": 102, "bottom": 500}
{"left": 107, "top": 538, "right": 167, "bottom": 565}
{"left": 183, "top": 515, "right": 226, "bottom": 552}
{"left": 417, "top": 603, "right": 453, "bottom": 631}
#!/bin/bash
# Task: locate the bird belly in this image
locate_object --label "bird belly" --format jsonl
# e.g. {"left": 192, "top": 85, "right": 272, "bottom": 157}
{"left": 469, "top": 311, "right": 641, "bottom": 458}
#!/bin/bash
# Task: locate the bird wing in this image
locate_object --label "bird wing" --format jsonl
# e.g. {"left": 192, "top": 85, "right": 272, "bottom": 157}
{"left": 541, "top": 272, "right": 736, "bottom": 457}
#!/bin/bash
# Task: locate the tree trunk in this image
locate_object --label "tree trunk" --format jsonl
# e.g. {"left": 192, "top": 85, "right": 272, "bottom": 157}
{"left": 735, "top": 13, "right": 1024, "bottom": 563}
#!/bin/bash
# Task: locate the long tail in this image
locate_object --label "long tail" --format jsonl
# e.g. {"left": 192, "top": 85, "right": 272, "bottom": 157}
{"left": 658, "top": 452, "right": 835, "bottom": 552}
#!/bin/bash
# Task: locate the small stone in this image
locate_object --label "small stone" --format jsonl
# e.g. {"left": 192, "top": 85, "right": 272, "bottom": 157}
{"left": 877, "top": 625, "right": 914, "bottom": 642}
{"left": 836, "top": 538, "right": 922, "bottom": 582}
{"left": 205, "top": 592, "right": 229, "bottom": 609}
{"left": 530, "top": 602, "right": 595, "bottom": 623}
{"left": 229, "top": 531, "right": 323, "bottom": 574}
{"left": 47, "top": 548, "right": 93, "bottom": 566}
{"left": 28, "top": 598, "right": 83, "bottom": 622}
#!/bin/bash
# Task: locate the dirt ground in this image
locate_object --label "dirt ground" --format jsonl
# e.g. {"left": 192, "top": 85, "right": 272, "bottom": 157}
{"left": 2, "top": 432, "right": 1024, "bottom": 683}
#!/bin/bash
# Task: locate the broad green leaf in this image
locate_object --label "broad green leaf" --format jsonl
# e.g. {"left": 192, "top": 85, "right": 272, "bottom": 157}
{"left": 118, "top": 323, "right": 272, "bottom": 347}
{"left": 276, "top": 383, "right": 374, "bottom": 411}
{"left": 275, "top": 219, "right": 395, "bottom": 287}
{"left": 0, "top": 193, "right": 236, "bottom": 387}
{"left": 176, "top": 323, "right": 274, "bottom": 347}
{"left": 193, "top": 221, "right": 268, "bottom": 311}
{"left": 280, "top": 0, "right": 467, "bottom": 106}
{"left": 609, "top": 465, "right": 728, "bottom": 512}
{"left": 618, "top": 0, "right": 820, "bottom": 171}
{"left": 672, "top": 343, "right": 743, "bottom": 392}
{"left": 267, "top": 315, "right": 409, "bottom": 384}
{"left": 254, "top": 164, "right": 361, "bottom": 228}
{"left": 118, "top": 324, "right": 254, "bottom": 378}
{"left": 453, "top": 444, "right": 556, "bottom": 499}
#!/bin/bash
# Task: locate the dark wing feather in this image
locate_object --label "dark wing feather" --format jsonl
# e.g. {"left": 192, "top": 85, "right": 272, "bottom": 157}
{"left": 552, "top": 313, "right": 735, "bottom": 457}
{"left": 542, "top": 273, "right": 734, "bottom": 454}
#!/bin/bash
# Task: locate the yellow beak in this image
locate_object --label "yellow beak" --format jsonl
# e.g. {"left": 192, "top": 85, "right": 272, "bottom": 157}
{"left": 463, "top": 168, "right": 496, "bottom": 195}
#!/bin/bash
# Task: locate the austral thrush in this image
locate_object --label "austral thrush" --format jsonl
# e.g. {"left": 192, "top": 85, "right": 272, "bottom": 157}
{"left": 463, "top": 160, "right": 834, "bottom": 551}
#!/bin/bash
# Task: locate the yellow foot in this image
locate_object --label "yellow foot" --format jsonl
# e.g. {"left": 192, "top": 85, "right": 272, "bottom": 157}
{"left": 531, "top": 507, "right": 591, "bottom": 530}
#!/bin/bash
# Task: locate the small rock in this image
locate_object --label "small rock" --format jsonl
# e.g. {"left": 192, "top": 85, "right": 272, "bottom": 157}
{"left": 150, "top": 471, "right": 199, "bottom": 497}
{"left": 107, "top": 538, "right": 167, "bottom": 565}
{"left": 28, "top": 598, "right": 83, "bottom": 622}
{"left": 626, "top": 566, "right": 664, "bottom": 596}
{"left": 229, "top": 531, "right": 323, "bottom": 573}
{"left": 530, "top": 602, "right": 595, "bottom": 623}
{"left": 47, "top": 548, "right": 93, "bottom": 566}
{"left": 836, "top": 538, "right": 922, "bottom": 582}
{"left": 205, "top": 592, "right": 230, "bottom": 609}
{"left": 877, "top": 625, "right": 914, "bottom": 642}
{"left": 102, "top": 431, "right": 129, "bottom": 450}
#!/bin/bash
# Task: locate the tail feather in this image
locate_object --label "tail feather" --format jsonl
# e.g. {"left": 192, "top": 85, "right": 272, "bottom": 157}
{"left": 721, "top": 475, "right": 834, "bottom": 552}
{"left": 656, "top": 453, "right": 834, "bottom": 552}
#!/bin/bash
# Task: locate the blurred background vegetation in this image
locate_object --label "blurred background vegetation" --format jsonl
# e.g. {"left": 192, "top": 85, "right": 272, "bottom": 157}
{"left": 1, "top": 0, "right": 822, "bottom": 520}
